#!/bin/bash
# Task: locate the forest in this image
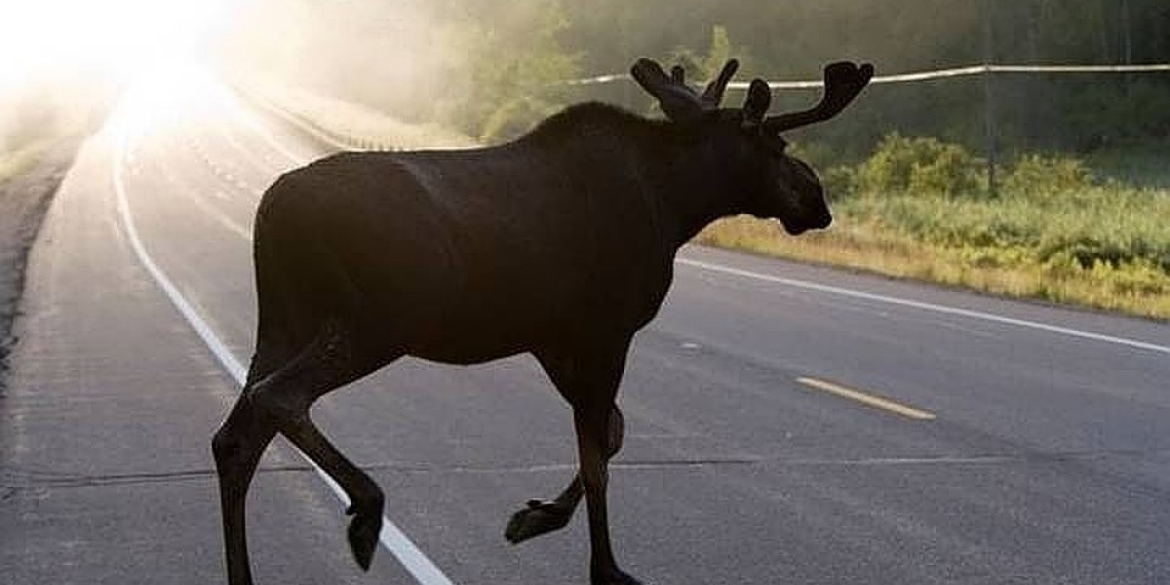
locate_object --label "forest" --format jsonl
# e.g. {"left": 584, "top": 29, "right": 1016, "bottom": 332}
{"left": 214, "top": 0, "right": 1170, "bottom": 165}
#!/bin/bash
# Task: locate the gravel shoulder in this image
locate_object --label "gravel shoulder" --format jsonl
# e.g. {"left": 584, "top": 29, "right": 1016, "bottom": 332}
{"left": 0, "top": 137, "right": 84, "bottom": 387}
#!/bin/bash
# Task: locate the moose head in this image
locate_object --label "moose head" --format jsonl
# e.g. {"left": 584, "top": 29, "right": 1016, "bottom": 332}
{"left": 631, "top": 57, "right": 873, "bottom": 235}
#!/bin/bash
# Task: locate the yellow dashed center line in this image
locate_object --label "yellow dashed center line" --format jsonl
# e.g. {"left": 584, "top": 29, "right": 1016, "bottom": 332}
{"left": 796, "top": 377, "right": 936, "bottom": 421}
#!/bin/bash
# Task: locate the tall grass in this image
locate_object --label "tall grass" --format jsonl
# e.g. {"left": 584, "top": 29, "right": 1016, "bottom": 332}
{"left": 700, "top": 136, "right": 1170, "bottom": 320}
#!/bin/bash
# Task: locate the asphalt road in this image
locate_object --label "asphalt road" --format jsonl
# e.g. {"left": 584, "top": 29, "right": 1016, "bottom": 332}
{"left": 2, "top": 70, "right": 1169, "bottom": 585}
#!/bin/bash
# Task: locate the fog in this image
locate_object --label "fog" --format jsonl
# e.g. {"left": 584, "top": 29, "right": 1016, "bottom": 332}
{"left": 208, "top": 0, "right": 1168, "bottom": 155}
{"left": 213, "top": 1, "right": 458, "bottom": 115}
{"left": 2, "top": 0, "right": 1167, "bottom": 158}
{"left": 210, "top": 0, "right": 583, "bottom": 141}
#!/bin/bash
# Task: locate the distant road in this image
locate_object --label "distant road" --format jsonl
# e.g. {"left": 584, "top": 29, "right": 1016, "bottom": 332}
{"left": 2, "top": 70, "right": 1168, "bottom": 585}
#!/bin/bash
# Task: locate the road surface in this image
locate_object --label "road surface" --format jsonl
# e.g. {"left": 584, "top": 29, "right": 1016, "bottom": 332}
{"left": 2, "top": 69, "right": 1168, "bottom": 585}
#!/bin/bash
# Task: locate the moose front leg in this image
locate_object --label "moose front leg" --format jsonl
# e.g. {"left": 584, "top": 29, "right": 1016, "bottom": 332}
{"left": 506, "top": 407, "right": 624, "bottom": 544}
{"left": 530, "top": 341, "right": 640, "bottom": 585}
{"left": 575, "top": 401, "right": 640, "bottom": 585}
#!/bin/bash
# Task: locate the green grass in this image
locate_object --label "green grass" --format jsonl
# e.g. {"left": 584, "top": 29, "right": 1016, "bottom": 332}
{"left": 699, "top": 136, "right": 1170, "bottom": 321}
{"left": 698, "top": 183, "right": 1170, "bottom": 320}
{"left": 0, "top": 139, "right": 53, "bottom": 184}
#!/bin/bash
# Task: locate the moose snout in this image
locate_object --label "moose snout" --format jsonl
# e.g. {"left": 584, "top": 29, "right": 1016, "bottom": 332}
{"left": 810, "top": 207, "right": 832, "bottom": 229}
{"left": 778, "top": 205, "right": 831, "bottom": 235}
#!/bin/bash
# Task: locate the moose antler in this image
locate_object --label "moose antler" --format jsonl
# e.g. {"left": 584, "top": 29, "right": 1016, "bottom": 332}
{"left": 764, "top": 61, "right": 874, "bottom": 134}
{"left": 631, "top": 58, "right": 739, "bottom": 121}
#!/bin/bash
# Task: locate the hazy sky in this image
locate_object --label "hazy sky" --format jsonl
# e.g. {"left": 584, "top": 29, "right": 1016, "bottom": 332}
{"left": 0, "top": 0, "right": 231, "bottom": 91}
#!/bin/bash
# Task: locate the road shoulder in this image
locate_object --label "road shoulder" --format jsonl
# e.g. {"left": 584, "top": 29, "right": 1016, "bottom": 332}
{"left": 0, "top": 137, "right": 86, "bottom": 389}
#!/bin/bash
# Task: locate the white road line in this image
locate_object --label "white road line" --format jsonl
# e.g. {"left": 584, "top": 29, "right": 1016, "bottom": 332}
{"left": 148, "top": 151, "right": 253, "bottom": 241}
{"left": 113, "top": 122, "right": 249, "bottom": 384}
{"left": 677, "top": 257, "right": 1170, "bottom": 356}
{"left": 113, "top": 108, "right": 457, "bottom": 585}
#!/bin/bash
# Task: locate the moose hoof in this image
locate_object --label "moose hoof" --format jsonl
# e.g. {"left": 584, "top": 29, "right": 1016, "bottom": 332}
{"left": 505, "top": 499, "right": 573, "bottom": 544}
{"left": 347, "top": 512, "right": 382, "bottom": 571}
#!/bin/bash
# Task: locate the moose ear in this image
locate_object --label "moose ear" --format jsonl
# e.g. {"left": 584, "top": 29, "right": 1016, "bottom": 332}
{"left": 631, "top": 58, "right": 705, "bottom": 121}
{"left": 743, "top": 79, "right": 771, "bottom": 125}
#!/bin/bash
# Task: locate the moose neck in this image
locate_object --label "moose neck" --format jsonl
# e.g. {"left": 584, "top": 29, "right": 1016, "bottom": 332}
{"left": 523, "top": 103, "right": 748, "bottom": 252}
{"left": 656, "top": 135, "right": 750, "bottom": 248}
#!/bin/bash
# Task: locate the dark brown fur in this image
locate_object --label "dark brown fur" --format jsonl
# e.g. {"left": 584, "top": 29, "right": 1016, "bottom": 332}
{"left": 213, "top": 59, "right": 870, "bottom": 585}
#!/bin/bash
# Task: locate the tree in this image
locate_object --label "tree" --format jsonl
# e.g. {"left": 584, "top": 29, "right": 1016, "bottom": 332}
{"left": 443, "top": 0, "right": 581, "bottom": 142}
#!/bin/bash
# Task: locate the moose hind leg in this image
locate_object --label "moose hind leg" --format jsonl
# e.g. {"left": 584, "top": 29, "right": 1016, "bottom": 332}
{"left": 251, "top": 324, "right": 396, "bottom": 571}
{"left": 213, "top": 388, "right": 279, "bottom": 585}
{"left": 505, "top": 406, "right": 624, "bottom": 544}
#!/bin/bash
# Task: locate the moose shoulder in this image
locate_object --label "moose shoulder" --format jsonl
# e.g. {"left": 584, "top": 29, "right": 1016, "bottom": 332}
{"left": 215, "top": 57, "right": 872, "bottom": 585}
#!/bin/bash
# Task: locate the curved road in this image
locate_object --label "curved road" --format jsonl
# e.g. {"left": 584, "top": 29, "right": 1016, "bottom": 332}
{"left": 2, "top": 70, "right": 1169, "bottom": 585}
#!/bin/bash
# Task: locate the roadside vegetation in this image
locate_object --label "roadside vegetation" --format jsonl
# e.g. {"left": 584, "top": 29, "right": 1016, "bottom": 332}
{"left": 0, "top": 140, "right": 52, "bottom": 184}
{"left": 0, "top": 87, "right": 74, "bottom": 181}
{"left": 0, "top": 76, "right": 112, "bottom": 180}
{"left": 0, "top": 84, "right": 109, "bottom": 378}
{"left": 698, "top": 137, "right": 1170, "bottom": 319}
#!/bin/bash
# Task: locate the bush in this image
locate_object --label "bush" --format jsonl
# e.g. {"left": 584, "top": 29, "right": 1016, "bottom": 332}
{"left": 870, "top": 195, "right": 1038, "bottom": 249}
{"left": 856, "top": 133, "right": 984, "bottom": 197}
{"left": 1003, "top": 153, "right": 1093, "bottom": 198}
{"left": 820, "top": 165, "right": 858, "bottom": 201}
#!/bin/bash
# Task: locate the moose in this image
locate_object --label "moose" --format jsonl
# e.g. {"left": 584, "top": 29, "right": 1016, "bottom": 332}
{"left": 212, "top": 57, "right": 872, "bottom": 585}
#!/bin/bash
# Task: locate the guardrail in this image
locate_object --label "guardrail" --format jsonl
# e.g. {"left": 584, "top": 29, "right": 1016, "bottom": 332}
{"left": 229, "top": 81, "right": 476, "bottom": 152}
{"left": 231, "top": 83, "right": 389, "bottom": 151}
{"left": 567, "top": 62, "right": 1170, "bottom": 90}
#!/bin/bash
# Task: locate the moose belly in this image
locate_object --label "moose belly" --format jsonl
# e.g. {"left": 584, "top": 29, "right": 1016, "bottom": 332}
{"left": 399, "top": 274, "right": 575, "bottom": 365}
{"left": 405, "top": 331, "right": 533, "bottom": 366}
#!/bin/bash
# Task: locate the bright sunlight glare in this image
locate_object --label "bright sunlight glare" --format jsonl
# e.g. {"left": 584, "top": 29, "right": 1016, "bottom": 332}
{"left": 0, "top": 0, "right": 231, "bottom": 91}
